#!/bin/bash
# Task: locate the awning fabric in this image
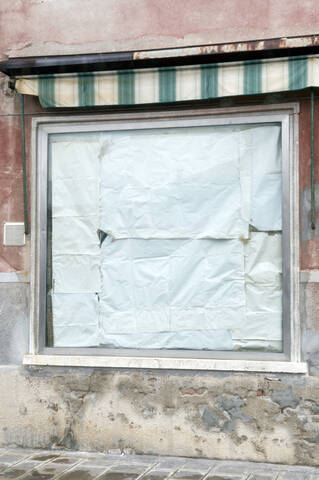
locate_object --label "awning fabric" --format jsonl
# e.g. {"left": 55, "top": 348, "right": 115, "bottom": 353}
{"left": 15, "top": 54, "right": 319, "bottom": 108}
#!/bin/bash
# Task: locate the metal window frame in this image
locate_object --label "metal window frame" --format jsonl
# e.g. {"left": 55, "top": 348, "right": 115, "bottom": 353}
{"left": 24, "top": 103, "right": 307, "bottom": 373}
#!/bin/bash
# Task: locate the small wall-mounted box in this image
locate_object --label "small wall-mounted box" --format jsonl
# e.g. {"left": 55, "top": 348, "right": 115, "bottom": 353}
{"left": 3, "top": 222, "right": 25, "bottom": 246}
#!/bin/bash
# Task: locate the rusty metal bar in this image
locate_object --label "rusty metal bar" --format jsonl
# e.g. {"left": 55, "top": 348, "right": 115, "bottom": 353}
{"left": 2, "top": 34, "right": 319, "bottom": 76}
{"left": 133, "top": 34, "right": 319, "bottom": 60}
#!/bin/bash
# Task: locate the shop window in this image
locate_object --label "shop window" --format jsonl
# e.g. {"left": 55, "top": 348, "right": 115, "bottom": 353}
{"left": 30, "top": 105, "right": 301, "bottom": 367}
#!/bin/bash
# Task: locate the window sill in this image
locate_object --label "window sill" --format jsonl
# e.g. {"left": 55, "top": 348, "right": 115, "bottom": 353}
{"left": 23, "top": 354, "right": 308, "bottom": 373}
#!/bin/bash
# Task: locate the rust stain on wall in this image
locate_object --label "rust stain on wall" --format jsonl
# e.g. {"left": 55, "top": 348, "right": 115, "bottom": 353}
{"left": 134, "top": 35, "right": 319, "bottom": 60}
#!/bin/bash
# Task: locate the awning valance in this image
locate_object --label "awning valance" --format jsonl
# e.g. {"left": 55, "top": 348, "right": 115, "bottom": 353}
{"left": 15, "top": 54, "right": 319, "bottom": 108}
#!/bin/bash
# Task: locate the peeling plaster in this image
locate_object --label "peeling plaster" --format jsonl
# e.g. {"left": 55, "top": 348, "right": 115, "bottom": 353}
{"left": 0, "top": 368, "right": 312, "bottom": 464}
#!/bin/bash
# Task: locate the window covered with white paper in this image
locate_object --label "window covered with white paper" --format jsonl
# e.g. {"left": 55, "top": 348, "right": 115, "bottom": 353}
{"left": 47, "top": 122, "right": 282, "bottom": 351}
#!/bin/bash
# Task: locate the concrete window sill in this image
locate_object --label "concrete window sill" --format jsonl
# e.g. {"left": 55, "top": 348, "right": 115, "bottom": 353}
{"left": 23, "top": 354, "right": 308, "bottom": 373}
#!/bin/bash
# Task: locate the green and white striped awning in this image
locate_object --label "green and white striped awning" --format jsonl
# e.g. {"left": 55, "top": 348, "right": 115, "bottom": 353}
{"left": 15, "top": 54, "right": 319, "bottom": 108}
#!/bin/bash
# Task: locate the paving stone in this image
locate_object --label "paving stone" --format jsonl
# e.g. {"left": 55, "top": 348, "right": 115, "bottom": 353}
{"left": 97, "top": 471, "right": 142, "bottom": 480}
{"left": 109, "top": 464, "right": 153, "bottom": 474}
{"left": 29, "top": 454, "right": 60, "bottom": 462}
{"left": 0, "top": 449, "right": 318, "bottom": 480}
{"left": 212, "top": 465, "right": 251, "bottom": 476}
{"left": 0, "top": 466, "right": 10, "bottom": 473}
{"left": 35, "top": 462, "right": 78, "bottom": 476}
{"left": 81, "top": 458, "right": 119, "bottom": 468}
{"left": 58, "top": 465, "right": 108, "bottom": 480}
{"left": 206, "top": 475, "right": 243, "bottom": 480}
{"left": 141, "top": 470, "right": 172, "bottom": 480}
{"left": 181, "top": 461, "right": 215, "bottom": 471}
{"left": 0, "top": 468, "right": 29, "bottom": 479}
{"left": 0, "top": 455, "right": 27, "bottom": 464}
{"left": 277, "top": 473, "right": 314, "bottom": 480}
{"left": 171, "top": 470, "right": 209, "bottom": 480}
{"left": 21, "top": 472, "right": 59, "bottom": 480}
{"left": 0, "top": 460, "right": 43, "bottom": 478}
{"left": 156, "top": 460, "right": 187, "bottom": 470}
{"left": 127, "top": 456, "right": 160, "bottom": 465}
{"left": 248, "top": 474, "right": 276, "bottom": 480}
{"left": 51, "top": 456, "right": 84, "bottom": 465}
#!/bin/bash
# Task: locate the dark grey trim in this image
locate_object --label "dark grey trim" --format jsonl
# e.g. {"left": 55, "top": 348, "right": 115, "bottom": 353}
{"left": 2, "top": 34, "right": 319, "bottom": 77}
{"left": 42, "top": 347, "right": 287, "bottom": 361}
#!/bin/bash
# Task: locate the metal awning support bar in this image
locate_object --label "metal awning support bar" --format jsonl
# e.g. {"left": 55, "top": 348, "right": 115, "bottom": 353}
{"left": 1, "top": 34, "right": 319, "bottom": 76}
{"left": 19, "top": 93, "right": 29, "bottom": 235}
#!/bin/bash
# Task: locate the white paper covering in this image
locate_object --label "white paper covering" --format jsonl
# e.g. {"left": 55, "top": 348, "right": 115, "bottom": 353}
{"left": 97, "top": 238, "right": 244, "bottom": 349}
{"left": 51, "top": 137, "right": 102, "bottom": 297}
{"left": 49, "top": 124, "right": 283, "bottom": 351}
{"left": 51, "top": 293, "right": 99, "bottom": 347}
{"left": 232, "top": 232, "right": 283, "bottom": 350}
{"left": 50, "top": 139, "right": 101, "bottom": 181}
{"left": 52, "top": 177, "right": 99, "bottom": 218}
{"left": 240, "top": 126, "right": 282, "bottom": 231}
{"left": 99, "top": 127, "right": 247, "bottom": 239}
{"left": 54, "top": 324, "right": 99, "bottom": 347}
{"left": 98, "top": 330, "right": 233, "bottom": 350}
{"left": 53, "top": 254, "right": 101, "bottom": 293}
{"left": 52, "top": 216, "right": 99, "bottom": 255}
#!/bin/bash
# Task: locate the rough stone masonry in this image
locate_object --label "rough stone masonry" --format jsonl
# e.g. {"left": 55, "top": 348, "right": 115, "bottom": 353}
{"left": 0, "top": 366, "right": 318, "bottom": 466}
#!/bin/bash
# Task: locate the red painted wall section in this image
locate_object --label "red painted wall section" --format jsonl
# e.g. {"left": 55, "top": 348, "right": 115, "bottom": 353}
{"left": 299, "top": 96, "right": 319, "bottom": 270}
{"left": 1, "top": 0, "right": 319, "bottom": 58}
{"left": 0, "top": 81, "right": 31, "bottom": 273}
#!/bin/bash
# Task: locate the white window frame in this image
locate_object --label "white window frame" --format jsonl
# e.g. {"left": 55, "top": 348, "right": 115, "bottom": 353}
{"left": 24, "top": 103, "right": 308, "bottom": 373}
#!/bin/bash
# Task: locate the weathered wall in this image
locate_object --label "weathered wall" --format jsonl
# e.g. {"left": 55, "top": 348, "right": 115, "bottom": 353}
{"left": 1, "top": 0, "right": 319, "bottom": 467}
{"left": 1, "top": 367, "right": 319, "bottom": 466}
{"left": 1, "top": 90, "right": 319, "bottom": 466}
{"left": 2, "top": 0, "right": 319, "bottom": 58}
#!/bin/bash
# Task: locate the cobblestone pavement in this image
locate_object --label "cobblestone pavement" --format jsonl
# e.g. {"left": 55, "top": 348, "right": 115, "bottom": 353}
{"left": 0, "top": 449, "right": 318, "bottom": 480}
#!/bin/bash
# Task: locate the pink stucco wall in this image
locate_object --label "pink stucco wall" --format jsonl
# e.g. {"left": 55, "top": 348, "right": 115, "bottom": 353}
{"left": 2, "top": 0, "right": 319, "bottom": 59}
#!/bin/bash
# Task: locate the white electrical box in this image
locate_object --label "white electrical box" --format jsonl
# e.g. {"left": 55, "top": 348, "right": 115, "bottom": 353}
{"left": 3, "top": 222, "right": 25, "bottom": 246}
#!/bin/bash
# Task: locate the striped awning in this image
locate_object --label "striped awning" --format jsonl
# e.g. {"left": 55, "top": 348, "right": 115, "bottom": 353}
{"left": 15, "top": 54, "right": 319, "bottom": 108}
